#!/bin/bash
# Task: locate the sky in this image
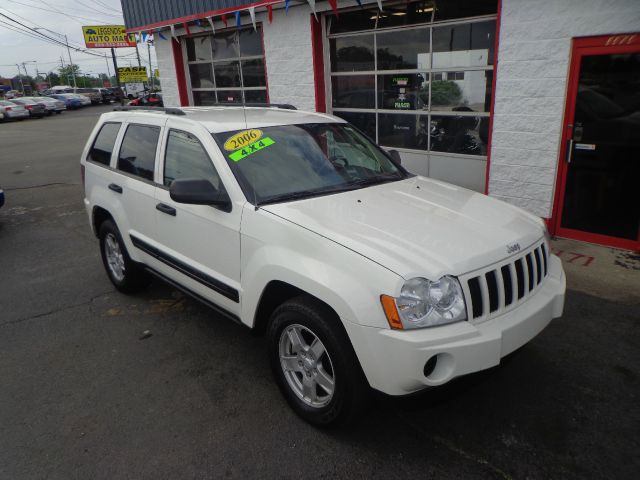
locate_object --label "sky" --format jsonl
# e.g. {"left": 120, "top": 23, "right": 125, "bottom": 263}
{"left": 0, "top": 0, "right": 157, "bottom": 80}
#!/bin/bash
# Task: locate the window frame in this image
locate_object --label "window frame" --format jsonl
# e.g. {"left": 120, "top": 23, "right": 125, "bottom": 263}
{"left": 184, "top": 25, "right": 269, "bottom": 106}
{"left": 86, "top": 121, "right": 122, "bottom": 168}
{"left": 325, "top": 2, "right": 497, "bottom": 159}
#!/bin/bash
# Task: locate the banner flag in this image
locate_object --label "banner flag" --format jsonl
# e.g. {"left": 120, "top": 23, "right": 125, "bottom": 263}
{"left": 206, "top": 16, "right": 215, "bottom": 33}
{"left": 267, "top": 4, "right": 273, "bottom": 23}
{"left": 308, "top": 0, "right": 318, "bottom": 21}
{"left": 249, "top": 7, "right": 256, "bottom": 30}
{"left": 235, "top": 11, "right": 241, "bottom": 28}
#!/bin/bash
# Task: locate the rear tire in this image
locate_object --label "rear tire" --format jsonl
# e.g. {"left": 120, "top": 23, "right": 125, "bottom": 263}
{"left": 98, "top": 219, "right": 150, "bottom": 294}
{"left": 267, "top": 296, "right": 369, "bottom": 427}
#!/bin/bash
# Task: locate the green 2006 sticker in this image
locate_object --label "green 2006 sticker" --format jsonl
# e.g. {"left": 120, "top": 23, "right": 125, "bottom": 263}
{"left": 229, "top": 137, "right": 275, "bottom": 162}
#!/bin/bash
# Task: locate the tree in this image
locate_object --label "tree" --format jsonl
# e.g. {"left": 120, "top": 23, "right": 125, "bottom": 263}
{"left": 58, "top": 64, "right": 81, "bottom": 86}
{"left": 431, "top": 80, "right": 462, "bottom": 106}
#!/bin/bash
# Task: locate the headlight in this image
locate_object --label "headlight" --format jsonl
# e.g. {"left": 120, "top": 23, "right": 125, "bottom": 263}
{"left": 380, "top": 276, "right": 467, "bottom": 330}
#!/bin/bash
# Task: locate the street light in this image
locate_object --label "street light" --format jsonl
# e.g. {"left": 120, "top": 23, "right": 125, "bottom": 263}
{"left": 34, "top": 28, "right": 77, "bottom": 89}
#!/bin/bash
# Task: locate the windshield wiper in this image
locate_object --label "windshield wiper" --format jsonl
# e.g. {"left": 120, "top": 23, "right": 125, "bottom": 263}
{"left": 345, "top": 172, "right": 404, "bottom": 188}
{"left": 259, "top": 183, "right": 362, "bottom": 206}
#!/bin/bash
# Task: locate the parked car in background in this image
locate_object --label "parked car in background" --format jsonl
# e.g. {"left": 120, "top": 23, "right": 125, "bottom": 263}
{"left": 0, "top": 100, "right": 30, "bottom": 121}
{"left": 47, "top": 93, "right": 84, "bottom": 110}
{"left": 5, "top": 90, "right": 22, "bottom": 99}
{"left": 106, "top": 87, "right": 124, "bottom": 102}
{"left": 70, "top": 93, "right": 91, "bottom": 107}
{"left": 22, "top": 96, "right": 66, "bottom": 115}
{"left": 97, "top": 88, "right": 114, "bottom": 104}
{"left": 72, "top": 88, "right": 101, "bottom": 105}
{"left": 128, "top": 92, "right": 163, "bottom": 107}
{"left": 9, "top": 98, "right": 46, "bottom": 118}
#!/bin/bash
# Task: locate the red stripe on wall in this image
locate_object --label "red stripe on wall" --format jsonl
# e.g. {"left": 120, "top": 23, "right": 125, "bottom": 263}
{"left": 310, "top": 16, "right": 326, "bottom": 113}
{"left": 484, "top": 0, "right": 502, "bottom": 195}
{"left": 171, "top": 39, "right": 189, "bottom": 106}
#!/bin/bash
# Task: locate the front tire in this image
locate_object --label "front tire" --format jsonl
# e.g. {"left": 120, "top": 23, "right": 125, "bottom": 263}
{"left": 98, "top": 219, "right": 150, "bottom": 293}
{"left": 267, "top": 296, "right": 369, "bottom": 426}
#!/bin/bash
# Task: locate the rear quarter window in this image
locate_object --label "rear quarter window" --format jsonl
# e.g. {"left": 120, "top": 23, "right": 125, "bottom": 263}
{"left": 87, "top": 122, "right": 121, "bottom": 166}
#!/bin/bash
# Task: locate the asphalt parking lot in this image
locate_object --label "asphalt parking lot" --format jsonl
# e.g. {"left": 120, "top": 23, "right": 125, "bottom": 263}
{"left": 1, "top": 106, "right": 639, "bottom": 480}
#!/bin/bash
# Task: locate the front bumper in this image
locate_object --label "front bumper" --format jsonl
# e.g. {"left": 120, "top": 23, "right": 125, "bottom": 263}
{"left": 345, "top": 255, "right": 566, "bottom": 396}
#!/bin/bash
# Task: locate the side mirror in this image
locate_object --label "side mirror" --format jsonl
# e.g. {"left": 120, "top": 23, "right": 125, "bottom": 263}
{"left": 169, "top": 178, "right": 231, "bottom": 212}
{"left": 388, "top": 149, "right": 402, "bottom": 165}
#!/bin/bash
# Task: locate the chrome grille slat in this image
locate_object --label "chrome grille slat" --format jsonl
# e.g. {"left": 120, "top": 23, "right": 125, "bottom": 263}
{"left": 479, "top": 274, "right": 490, "bottom": 320}
{"left": 464, "top": 240, "right": 550, "bottom": 323}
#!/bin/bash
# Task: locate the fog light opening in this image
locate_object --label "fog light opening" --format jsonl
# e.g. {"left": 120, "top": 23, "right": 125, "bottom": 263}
{"left": 423, "top": 356, "right": 438, "bottom": 378}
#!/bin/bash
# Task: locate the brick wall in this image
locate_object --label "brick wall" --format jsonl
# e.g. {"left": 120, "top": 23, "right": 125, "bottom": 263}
{"left": 489, "top": 0, "right": 640, "bottom": 217}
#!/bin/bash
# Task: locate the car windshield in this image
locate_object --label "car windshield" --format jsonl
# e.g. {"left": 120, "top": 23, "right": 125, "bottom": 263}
{"left": 213, "top": 122, "right": 408, "bottom": 206}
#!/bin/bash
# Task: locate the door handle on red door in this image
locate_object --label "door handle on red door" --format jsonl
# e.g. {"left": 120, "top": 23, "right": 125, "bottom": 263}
{"left": 108, "top": 183, "right": 123, "bottom": 194}
{"left": 156, "top": 203, "right": 176, "bottom": 216}
{"left": 566, "top": 139, "right": 574, "bottom": 164}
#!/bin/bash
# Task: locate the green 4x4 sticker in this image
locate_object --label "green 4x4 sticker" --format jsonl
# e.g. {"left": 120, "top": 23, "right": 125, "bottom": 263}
{"left": 229, "top": 137, "right": 275, "bottom": 162}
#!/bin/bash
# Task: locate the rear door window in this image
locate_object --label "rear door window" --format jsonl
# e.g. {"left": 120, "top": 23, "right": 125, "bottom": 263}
{"left": 163, "top": 129, "right": 221, "bottom": 189}
{"left": 117, "top": 124, "right": 160, "bottom": 181}
{"left": 87, "top": 122, "right": 121, "bottom": 166}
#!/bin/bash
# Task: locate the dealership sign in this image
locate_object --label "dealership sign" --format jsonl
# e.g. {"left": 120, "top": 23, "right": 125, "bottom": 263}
{"left": 82, "top": 25, "right": 136, "bottom": 48}
{"left": 117, "top": 66, "right": 148, "bottom": 82}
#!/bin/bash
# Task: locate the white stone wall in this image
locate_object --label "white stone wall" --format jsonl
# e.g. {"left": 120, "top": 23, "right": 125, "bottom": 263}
{"left": 154, "top": 35, "right": 180, "bottom": 108}
{"left": 262, "top": 7, "right": 317, "bottom": 112}
{"left": 489, "top": 0, "right": 640, "bottom": 217}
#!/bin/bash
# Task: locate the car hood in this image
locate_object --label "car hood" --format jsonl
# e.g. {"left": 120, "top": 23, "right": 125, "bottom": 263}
{"left": 262, "top": 176, "right": 545, "bottom": 279}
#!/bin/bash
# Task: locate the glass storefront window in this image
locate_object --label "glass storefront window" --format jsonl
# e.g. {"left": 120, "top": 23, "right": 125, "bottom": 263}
{"left": 432, "top": 20, "right": 495, "bottom": 68}
{"left": 189, "top": 63, "right": 214, "bottom": 89}
{"left": 378, "top": 113, "right": 429, "bottom": 150}
{"left": 186, "top": 36, "right": 212, "bottom": 62}
{"left": 214, "top": 61, "right": 241, "bottom": 88}
{"left": 430, "top": 70, "right": 492, "bottom": 112}
{"left": 241, "top": 59, "right": 267, "bottom": 87}
{"left": 434, "top": 0, "right": 497, "bottom": 21}
{"left": 378, "top": 73, "right": 429, "bottom": 110}
{"left": 188, "top": 26, "right": 268, "bottom": 106}
{"left": 192, "top": 91, "right": 217, "bottom": 105}
{"left": 430, "top": 114, "right": 489, "bottom": 155}
{"left": 377, "top": 28, "right": 430, "bottom": 70}
{"left": 330, "top": 35, "right": 375, "bottom": 72}
{"left": 331, "top": 75, "right": 375, "bottom": 109}
{"left": 329, "top": 0, "right": 495, "bottom": 155}
{"left": 211, "top": 30, "right": 238, "bottom": 60}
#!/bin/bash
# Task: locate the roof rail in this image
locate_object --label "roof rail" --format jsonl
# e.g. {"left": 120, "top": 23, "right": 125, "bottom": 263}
{"left": 203, "top": 102, "right": 297, "bottom": 110}
{"left": 113, "top": 106, "right": 185, "bottom": 115}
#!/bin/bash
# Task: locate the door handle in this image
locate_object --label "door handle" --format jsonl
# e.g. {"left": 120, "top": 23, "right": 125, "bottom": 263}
{"left": 156, "top": 203, "right": 176, "bottom": 216}
{"left": 108, "top": 183, "right": 123, "bottom": 194}
{"left": 566, "top": 139, "right": 574, "bottom": 164}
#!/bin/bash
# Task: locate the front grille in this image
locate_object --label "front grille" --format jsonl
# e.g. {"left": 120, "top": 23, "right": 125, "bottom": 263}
{"left": 462, "top": 240, "right": 549, "bottom": 322}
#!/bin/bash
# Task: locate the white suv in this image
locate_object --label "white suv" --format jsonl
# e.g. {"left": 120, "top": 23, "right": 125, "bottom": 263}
{"left": 82, "top": 105, "right": 566, "bottom": 426}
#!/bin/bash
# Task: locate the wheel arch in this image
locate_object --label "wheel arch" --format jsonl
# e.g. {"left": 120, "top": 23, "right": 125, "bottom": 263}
{"left": 92, "top": 205, "right": 114, "bottom": 237}
{"left": 252, "top": 280, "right": 343, "bottom": 336}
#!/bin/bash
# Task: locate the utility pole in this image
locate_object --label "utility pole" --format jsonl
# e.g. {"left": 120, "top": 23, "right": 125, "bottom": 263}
{"left": 104, "top": 54, "right": 111, "bottom": 85}
{"left": 65, "top": 34, "right": 77, "bottom": 89}
{"left": 16, "top": 64, "right": 25, "bottom": 93}
{"left": 111, "top": 48, "right": 124, "bottom": 105}
{"left": 147, "top": 40, "right": 153, "bottom": 90}
{"left": 60, "top": 56, "right": 70, "bottom": 86}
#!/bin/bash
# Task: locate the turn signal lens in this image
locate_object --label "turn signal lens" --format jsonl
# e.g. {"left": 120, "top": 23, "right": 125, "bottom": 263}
{"left": 380, "top": 294, "right": 403, "bottom": 330}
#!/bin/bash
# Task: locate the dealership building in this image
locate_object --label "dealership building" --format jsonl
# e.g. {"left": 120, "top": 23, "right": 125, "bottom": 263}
{"left": 121, "top": 0, "right": 639, "bottom": 251}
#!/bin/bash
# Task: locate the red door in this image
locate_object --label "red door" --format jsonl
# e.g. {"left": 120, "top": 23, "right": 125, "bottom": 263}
{"left": 552, "top": 34, "right": 640, "bottom": 251}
